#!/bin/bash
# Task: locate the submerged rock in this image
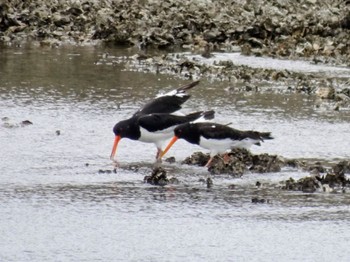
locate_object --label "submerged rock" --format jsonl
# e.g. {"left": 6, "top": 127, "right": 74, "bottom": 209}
{"left": 283, "top": 176, "right": 320, "bottom": 193}
{"left": 206, "top": 177, "right": 213, "bottom": 188}
{"left": 282, "top": 160, "right": 350, "bottom": 193}
{"left": 144, "top": 167, "right": 179, "bottom": 186}
{"left": 252, "top": 197, "right": 271, "bottom": 204}
{"left": 21, "top": 120, "right": 33, "bottom": 126}
{"left": 1, "top": 118, "right": 33, "bottom": 128}
{"left": 98, "top": 169, "right": 117, "bottom": 174}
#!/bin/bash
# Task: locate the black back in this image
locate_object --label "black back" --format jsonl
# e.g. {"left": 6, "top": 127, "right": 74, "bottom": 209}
{"left": 138, "top": 111, "right": 213, "bottom": 132}
{"left": 174, "top": 122, "right": 273, "bottom": 144}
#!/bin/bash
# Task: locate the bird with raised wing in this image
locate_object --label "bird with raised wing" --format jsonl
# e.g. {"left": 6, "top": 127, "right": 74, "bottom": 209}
{"left": 110, "top": 111, "right": 215, "bottom": 164}
{"left": 110, "top": 81, "right": 215, "bottom": 165}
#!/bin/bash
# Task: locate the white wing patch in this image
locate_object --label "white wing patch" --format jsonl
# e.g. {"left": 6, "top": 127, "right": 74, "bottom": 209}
{"left": 192, "top": 115, "right": 212, "bottom": 123}
{"left": 156, "top": 89, "right": 187, "bottom": 98}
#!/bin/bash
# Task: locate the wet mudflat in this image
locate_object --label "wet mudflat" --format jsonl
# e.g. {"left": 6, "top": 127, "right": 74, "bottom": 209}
{"left": 1, "top": 45, "right": 350, "bottom": 261}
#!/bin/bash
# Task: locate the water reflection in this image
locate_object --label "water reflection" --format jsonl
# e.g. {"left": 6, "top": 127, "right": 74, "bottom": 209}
{"left": 1, "top": 45, "right": 349, "bottom": 123}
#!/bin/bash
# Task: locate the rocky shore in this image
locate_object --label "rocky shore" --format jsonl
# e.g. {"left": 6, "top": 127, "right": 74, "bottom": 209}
{"left": 151, "top": 148, "right": 350, "bottom": 193}
{"left": 1, "top": 0, "right": 349, "bottom": 65}
{"left": 2, "top": 1, "right": 350, "bottom": 102}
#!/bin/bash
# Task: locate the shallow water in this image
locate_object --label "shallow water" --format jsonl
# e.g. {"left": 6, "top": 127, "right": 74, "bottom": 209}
{"left": 1, "top": 45, "right": 349, "bottom": 261}
{"left": 185, "top": 52, "right": 350, "bottom": 77}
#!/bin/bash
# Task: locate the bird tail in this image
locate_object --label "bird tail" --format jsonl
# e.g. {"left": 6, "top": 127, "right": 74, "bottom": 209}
{"left": 246, "top": 131, "right": 273, "bottom": 145}
{"left": 176, "top": 80, "right": 200, "bottom": 92}
{"left": 259, "top": 132, "right": 273, "bottom": 140}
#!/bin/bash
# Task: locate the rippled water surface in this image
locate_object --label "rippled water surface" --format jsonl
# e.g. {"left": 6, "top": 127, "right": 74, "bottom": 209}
{"left": 1, "top": 45, "right": 349, "bottom": 261}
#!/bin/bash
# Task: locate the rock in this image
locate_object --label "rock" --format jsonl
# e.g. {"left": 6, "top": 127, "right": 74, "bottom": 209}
{"left": 52, "top": 14, "right": 71, "bottom": 27}
{"left": 164, "top": 156, "right": 176, "bottom": 164}
{"left": 206, "top": 177, "right": 213, "bottom": 188}
{"left": 322, "top": 172, "right": 347, "bottom": 187}
{"left": 98, "top": 169, "right": 115, "bottom": 174}
{"left": 250, "top": 153, "right": 284, "bottom": 173}
{"left": 182, "top": 152, "right": 210, "bottom": 166}
{"left": 332, "top": 160, "right": 350, "bottom": 175}
{"left": 0, "top": 0, "right": 349, "bottom": 68}
{"left": 66, "top": 7, "right": 83, "bottom": 17}
{"left": 307, "top": 162, "right": 326, "bottom": 173}
{"left": 144, "top": 167, "right": 179, "bottom": 186}
{"left": 20, "top": 120, "right": 33, "bottom": 126}
{"left": 316, "top": 87, "right": 335, "bottom": 99}
{"left": 282, "top": 176, "right": 320, "bottom": 193}
{"left": 282, "top": 161, "right": 350, "bottom": 193}
{"left": 252, "top": 197, "right": 270, "bottom": 204}
{"left": 182, "top": 148, "right": 284, "bottom": 175}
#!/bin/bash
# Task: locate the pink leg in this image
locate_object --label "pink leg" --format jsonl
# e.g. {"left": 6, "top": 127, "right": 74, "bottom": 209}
{"left": 204, "top": 156, "right": 214, "bottom": 167}
{"left": 155, "top": 148, "right": 163, "bottom": 161}
{"left": 223, "top": 153, "right": 230, "bottom": 164}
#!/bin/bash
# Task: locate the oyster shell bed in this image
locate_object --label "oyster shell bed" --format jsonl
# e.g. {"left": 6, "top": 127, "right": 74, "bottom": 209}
{"left": 1, "top": 0, "right": 349, "bottom": 65}
{"left": 2, "top": 0, "right": 350, "bottom": 102}
{"left": 160, "top": 148, "right": 350, "bottom": 193}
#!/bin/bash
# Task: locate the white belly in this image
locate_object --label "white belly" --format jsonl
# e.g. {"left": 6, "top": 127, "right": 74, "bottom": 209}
{"left": 199, "top": 137, "right": 258, "bottom": 156}
{"left": 139, "top": 126, "right": 174, "bottom": 148}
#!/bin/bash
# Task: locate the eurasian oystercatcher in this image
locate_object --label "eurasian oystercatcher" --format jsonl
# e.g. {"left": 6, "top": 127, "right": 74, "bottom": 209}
{"left": 110, "top": 80, "right": 211, "bottom": 164}
{"left": 110, "top": 111, "right": 215, "bottom": 163}
{"left": 160, "top": 122, "right": 273, "bottom": 167}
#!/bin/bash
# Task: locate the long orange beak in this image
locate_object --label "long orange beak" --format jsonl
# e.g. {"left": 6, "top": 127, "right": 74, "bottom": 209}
{"left": 159, "top": 136, "right": 178, "bottom": 159}
{"left": 110, "top": 135, "right": 121, "bottom": 160}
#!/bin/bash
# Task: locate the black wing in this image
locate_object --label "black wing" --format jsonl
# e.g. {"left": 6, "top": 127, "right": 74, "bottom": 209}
{"left": 198, "top": 123, "right": 245, "bottom": 140}
{"left": 138, "top": 112, "right": 204, "bottom": 132}
{"left": 198, "top": 123, "right": 271, "bottom": 141}
{"left": 133, "top": 81, "right": 200, "bottom": 117}
{"left": 133, "top": 96, "right": 190, "bottom": 117}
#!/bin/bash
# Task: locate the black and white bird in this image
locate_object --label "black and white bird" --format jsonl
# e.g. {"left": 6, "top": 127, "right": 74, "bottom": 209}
{"left": 160, "top": 122, "right": 273, "bottom": 167}
{"left": 110, "top": 81, "right": 215, "bottom": 164}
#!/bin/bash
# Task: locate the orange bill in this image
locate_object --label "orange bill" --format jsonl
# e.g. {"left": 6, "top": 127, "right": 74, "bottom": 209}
{"left": 110, "top": 135, "right": 121, "bottom": 160}
{"left": 159, "top": 136, "right": 178, "bottom": 159}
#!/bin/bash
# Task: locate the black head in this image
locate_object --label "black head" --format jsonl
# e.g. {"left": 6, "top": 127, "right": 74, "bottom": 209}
{"left": 113, "top": 117, "right": 140, "bottom": 140}
{"left": 174, "top": 123, "right": 200, "bottom": 145}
